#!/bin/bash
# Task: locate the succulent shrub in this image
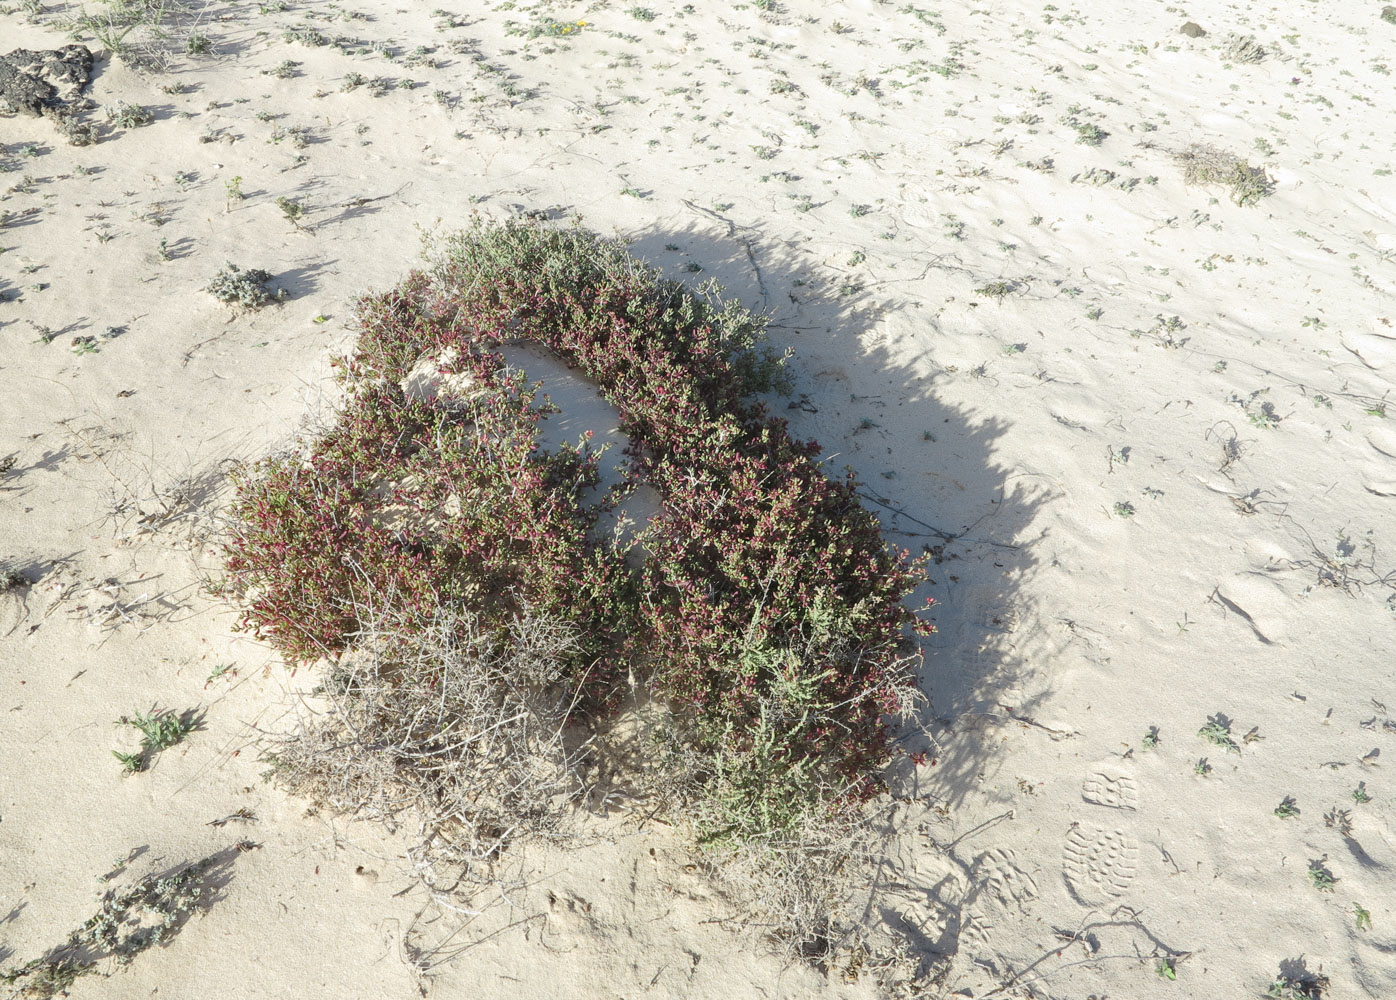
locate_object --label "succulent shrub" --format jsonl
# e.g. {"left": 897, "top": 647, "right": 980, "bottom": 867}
{"left": 223, "top": 218, "right": 932, "bottom": 843}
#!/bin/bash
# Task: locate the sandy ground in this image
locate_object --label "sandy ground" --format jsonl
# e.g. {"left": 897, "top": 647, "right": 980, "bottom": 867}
{"left": 2, "top": 1, "right": 1395, "bottom": 997}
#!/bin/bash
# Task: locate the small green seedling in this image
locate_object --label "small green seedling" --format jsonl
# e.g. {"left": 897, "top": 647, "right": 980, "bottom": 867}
{"left": 1194, "top": 757, "right": 1212, "bottom": 776}
{"left": 1353, "top": 782, "right": 1372, "bottom": 804}
{"left": 1307, "top": 857, "right": 1336, "bottom": 892}
{"left": 1155, "top": 957, "right": 1176, "bottom": 980}
{"left": 276, "top": 195, "right": 306, "bottom": 227}
{"left": 1199, "top": 716, "right": 1240, "bottom": 753}
{"left": 113, "top": 707, "right": 199, "bottom": 773}
{"left": 1355, "top": 903, "right": 1372, "bottom": 931}
{"left": 1324, "top": 806, "right": 1353, "bottom": 836}
{"left": 1142, "top": 726, "right": 1160, "bottom": 749}
{"left": 1267, "top": 972, "right": 1331, "bottom": 999}
{"left": 112, "top": 750, "right": 144, "bottom": 773}
{"left": 1274, "top": 796, "right": 1299, "bottom": 819}
{"left": 973, "top": 279, "right": 1018, "bottom": 302}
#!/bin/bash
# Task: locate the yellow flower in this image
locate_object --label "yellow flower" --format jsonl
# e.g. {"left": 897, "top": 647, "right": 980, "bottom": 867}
{"left": 577, "top": 20, "right": 588, "bottom": 26}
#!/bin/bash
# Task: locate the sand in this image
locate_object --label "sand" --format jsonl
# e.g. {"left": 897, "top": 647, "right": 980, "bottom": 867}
{"left": 2, "top": 1, "right": 1395, "bottom": 996}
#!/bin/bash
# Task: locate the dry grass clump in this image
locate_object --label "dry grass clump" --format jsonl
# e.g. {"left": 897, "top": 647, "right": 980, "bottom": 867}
{"left": 1175, "top": 143, "right": 1275, "bottom": 206}
{"left": 263, "top": 603, "right": 590, "bottom": 868}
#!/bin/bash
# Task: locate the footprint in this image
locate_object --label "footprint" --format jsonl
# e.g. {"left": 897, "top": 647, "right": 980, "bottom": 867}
{"left": 1062, "top": 824, "right": 1138, "bottom": 905}
{"left": 957, "top": 907, "right": 996, "bottom": 956}
{"left": 1081, "top": 768, "right": 1139, "bottom": 810}
{"left": 972, "top": 848, "right": 1040, "bottom": 911}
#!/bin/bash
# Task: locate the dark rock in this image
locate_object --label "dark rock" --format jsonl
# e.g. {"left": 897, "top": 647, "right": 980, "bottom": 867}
{"left": 0, "top": 45, "right": 94, "bottom": 117}
{"left": 1180, "top": 21, "right": 1206, "bottom": 38}
{"left": 0, "top": 60, "right": 55, "bottom": 116}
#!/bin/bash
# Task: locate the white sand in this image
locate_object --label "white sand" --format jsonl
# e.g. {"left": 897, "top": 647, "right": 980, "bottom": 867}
{"left": 2, "top": 1, "right": 1394, "bottom": 996}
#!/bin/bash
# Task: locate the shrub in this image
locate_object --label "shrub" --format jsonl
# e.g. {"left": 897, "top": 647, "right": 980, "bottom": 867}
{"left": 223, "top": 218, "right": 932, "bottom": 858}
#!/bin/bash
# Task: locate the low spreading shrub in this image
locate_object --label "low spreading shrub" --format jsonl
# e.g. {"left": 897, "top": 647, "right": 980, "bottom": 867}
{"left": 1175, "top": 143, "right": 1275, "bottom": 207}
{"left": 223, "top": 218, "right": 932, "bottom": 862}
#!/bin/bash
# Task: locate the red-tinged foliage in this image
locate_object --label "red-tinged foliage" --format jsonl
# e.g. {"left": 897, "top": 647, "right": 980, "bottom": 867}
{"left": 224, "top": 218, "right": 933, "bottom": 834}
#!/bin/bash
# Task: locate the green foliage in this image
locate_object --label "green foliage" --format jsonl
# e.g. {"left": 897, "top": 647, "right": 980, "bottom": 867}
{"left": 207, "top": 262, "right": 282, "bottom": 309}
{"left": 106, "top": 101, "right": 152, "bottom": 128}
{"left": 113, "top": 707, "right": 199, "bottom": 773}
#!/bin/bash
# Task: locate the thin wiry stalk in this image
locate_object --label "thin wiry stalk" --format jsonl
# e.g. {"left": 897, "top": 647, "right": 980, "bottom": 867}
{"left": 263, "top": 602, "right": 592, "bottom": 874}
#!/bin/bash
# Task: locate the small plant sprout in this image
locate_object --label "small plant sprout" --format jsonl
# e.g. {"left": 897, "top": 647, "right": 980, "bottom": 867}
{"left": 1113, "top": 500, "right": 1136, "bottom": 518}
{"left": 1355, "top": 903, "right": 1373, "bottom": 931}
{"left": 974, "top": 280, "right": 1016, "bottom": 302}
{"left": 1274, "top": 796, "right": 1299, "bottom": 819}
{"left": 224, "top": 175, "right": 244, "bottom": 210}
{"left": 1142, "top": 726, "right": 1160, "bottom": 750}
{"left": 276, "top": 195, "right": 306, "bottom": 228}
{"left": 1194, "top": 757, "right": 1212, "bottom": 776}
{"left": 1307, "top": 857, "right": 1336, "bottom": 892}
{"left": 0, "top": 560, "right": 28, "bottom": 592}
{"left": 1199, "top": 715, "right": 1241, "bottom": 753}
{"left": 1324, "top": 806, "right": 1354, "bottom": 836}
{"left": 1155, "top": 957, "right": 1177, "bottom": 980}
{"left": 1267, "top": 969, "right": 1332, "bottom": 999}
{"left": 113, "top": 707, "right": 200, "bottom": 773}
{"left": 205, "top": 662, "right": 236, "bottom": 686}
{"left": 1353, "top": 782, "right": 1372, "bottom": 804}
{"left": 106, "top": 102, "right": 154, "bottom": 128}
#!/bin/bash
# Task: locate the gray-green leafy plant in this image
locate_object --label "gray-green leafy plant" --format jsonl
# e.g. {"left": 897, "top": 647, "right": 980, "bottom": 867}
{"left": 0, "top": 851, "right": 227, "bottom": 998}
{"left": 207, "top": 262, "right": 283, "bottom": 309}
{"left": 1199, "top": 715, "right": 1241, "bottom": 753}
{"left": 106, "top": 101, "right": 153, "bottom": 128}
{"left": 113, "top": 707, "right": 200, "bottom": 773}
{"left": 1307, "top": 857, "right": 1336, "bottom": 892}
